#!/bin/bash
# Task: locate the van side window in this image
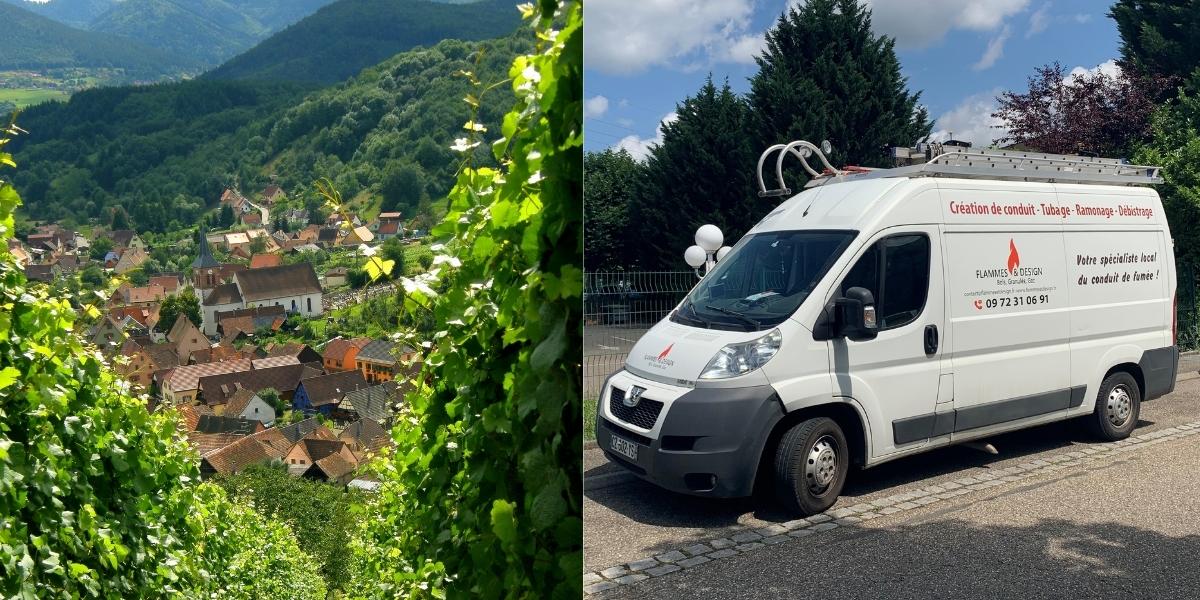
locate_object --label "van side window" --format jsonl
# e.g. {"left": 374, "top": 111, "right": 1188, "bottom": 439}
{"left": 840, "top": 234, "right": 930, "bottom": 330}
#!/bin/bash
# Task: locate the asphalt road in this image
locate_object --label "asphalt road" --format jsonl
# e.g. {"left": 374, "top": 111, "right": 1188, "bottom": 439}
{"left": 585, "top": 372, "right": 1200, "bottom": 598}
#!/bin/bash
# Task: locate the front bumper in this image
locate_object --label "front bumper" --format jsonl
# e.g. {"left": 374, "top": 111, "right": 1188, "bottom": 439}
{"left": 595, "top": 372, "right": 784, "bottom": 497}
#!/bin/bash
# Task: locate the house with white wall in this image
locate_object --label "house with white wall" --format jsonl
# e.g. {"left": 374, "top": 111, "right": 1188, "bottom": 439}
{"left": 201, "top": 263, "right": 323, "bottom": 336}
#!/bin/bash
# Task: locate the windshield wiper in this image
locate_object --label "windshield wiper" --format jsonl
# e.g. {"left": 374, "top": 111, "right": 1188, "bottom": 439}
{"left": 704, "top": 304, "right": 761, "bottom": 329}
{"left": 681, "top": 300, "right": 710, "bottom": 327}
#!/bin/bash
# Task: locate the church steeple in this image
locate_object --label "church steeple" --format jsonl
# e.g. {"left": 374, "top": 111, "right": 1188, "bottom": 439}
{"left": 191, "top": 228, "right": 219, "bottom": 269}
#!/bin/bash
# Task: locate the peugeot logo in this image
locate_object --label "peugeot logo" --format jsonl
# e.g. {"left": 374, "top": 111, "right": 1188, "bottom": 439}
{"left": 623, "top": 386, "right": 646, "bottom": 408}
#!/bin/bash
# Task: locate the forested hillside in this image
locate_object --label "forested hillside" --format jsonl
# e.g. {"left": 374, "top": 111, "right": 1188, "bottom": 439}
{"left": 8, "top": 34, "right": 528, "bottom": 232}
{"left": 0, "top": 2, "right": 191, "bottom": 74}
{"left": 205, "top": 0, "right": 522, "bottom": 84}
{"left": 1, "top": 0, "right": 337, "bottom": 72}
{"left": 0, "top": 0, "right": 116, "bottom": 28}
{"left": 87, "top": 0, "right": 268, "bottom": 67}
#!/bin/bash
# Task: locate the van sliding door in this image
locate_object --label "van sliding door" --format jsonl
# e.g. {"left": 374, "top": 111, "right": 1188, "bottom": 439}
{"left": 943, "top": 227, "right": 1072, "bottom": 435}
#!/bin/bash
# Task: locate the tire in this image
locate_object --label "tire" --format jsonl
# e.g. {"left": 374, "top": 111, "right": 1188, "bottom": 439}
{"left": 774, "top": 417, "right": 849, "bottom": 515}
{"left": 1087, "top": 371, "right": 1141, "bottom": 441}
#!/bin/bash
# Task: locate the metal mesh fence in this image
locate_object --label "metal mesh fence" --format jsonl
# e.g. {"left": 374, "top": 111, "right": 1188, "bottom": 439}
{"left": 584, "top": 271, "right": 695, "bottom": 398}
{"left": 1178, "top": 262, "right": 1198, "bottom": 352}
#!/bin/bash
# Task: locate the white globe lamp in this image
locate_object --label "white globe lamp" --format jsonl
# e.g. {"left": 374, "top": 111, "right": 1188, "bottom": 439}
{"left": 695, "top": 224, "right": 723, "bottom": 253}
{"left": 684, "top": 245, "right": 707, "bottom": 269}
{"left": 716, "top": 246, "right": 732, "bottom": 262}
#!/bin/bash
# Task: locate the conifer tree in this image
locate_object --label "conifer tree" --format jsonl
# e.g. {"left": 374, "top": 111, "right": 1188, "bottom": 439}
{"left": 631, "top": 77, "right": 761, "bottom": 270}
{"left": 749, "top": 0, "right": 930, "bottom": 170}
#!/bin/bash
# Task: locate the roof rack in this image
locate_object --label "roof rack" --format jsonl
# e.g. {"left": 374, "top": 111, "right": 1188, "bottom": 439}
{"left": 757, "top": 140, "right": 1163, "bottom": 196}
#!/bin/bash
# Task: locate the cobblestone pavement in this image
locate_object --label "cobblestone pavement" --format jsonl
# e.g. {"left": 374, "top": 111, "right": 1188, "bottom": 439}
{"left": 584, "top": 373, "right": 1200, "bottom": 596}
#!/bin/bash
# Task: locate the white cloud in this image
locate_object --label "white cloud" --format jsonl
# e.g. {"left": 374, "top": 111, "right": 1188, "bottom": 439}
{"left": 929, "top": 89, "right": 1008, "bottom": 148}
{"left": 584, "top": 95, "right": 610, "bottom": 119}
{"left": 1068, "top": 59, "right": 1121, "bottom": 80}
{"left": 1026, "top": 3, "right": 1050, "bottom": 38}
{"left": 1072, "top": 13, "right": 1092, "bottom": 23}
{"left": 721, "top": 33, "right": 767, "bottom": 65}
{"left": 613, "top": 112, "right": 678, "bottom": 161}
{"left": 583, "top": 0, "right": 759, "bottom": 74}
{"left": 863, "top": 0, "right": 1028, "bottom": 48}
{"left": 972, "top": 25, "right": 1010, "bottom": 70}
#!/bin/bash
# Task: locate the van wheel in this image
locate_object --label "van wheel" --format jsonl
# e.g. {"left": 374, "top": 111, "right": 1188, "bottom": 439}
{"left": 1087, "top": 372, "right": 1141, "bottom": 441}
{"left": 774, "top": 417, "right": 848, "bottom": 516}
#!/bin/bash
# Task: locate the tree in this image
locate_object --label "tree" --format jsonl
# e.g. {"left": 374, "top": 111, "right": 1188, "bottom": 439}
{"left": 1110, "top": 0, "right": 1200, "bottom": 86}
{"left": 219, "top": 204, "right": 235, "bottom": 228}
{"left": 346, "top": 267, "right": 369, "bottom": 288}
{"left": 250, "top": 233, "right": 267, "bottom": 254}
{"left": 379, "top": 236, "right": 407, "bottom": 276}
{"left": 256, "top": 387, "right": 287, "bottom": 415}
{"left": 80, "top": 264, "right": 106, "bottom": 288}
{"left": 583, "top": 148, "right": 640, "bottom": 270}
{"left": 128, "top": 268, "right": 149, "bottom": 286}
{"left": 1133, "top": 81, "right": 1200, "bottom": 267}
{"left": 630, "top": 77, "right": 762, "bottom": 270}
{"left": 380, "top": 162, "right": 426, "bottom": 212}
{"left": 993, "top": 62, "right": 1158, "bottom": 157}
{"left": 110, "top": 205, "right": 130, "bottom": 230}
{"left": 156, "top": 289, "right": 201, "bottom": 332}
{"left": 89, "top": 236, "right": 114, "bottom": 260}
{"left": 748, "top": 0, "right": 930, "bottom": 168}
{"left": 142, "top": 256, "right": 163, "bottom": 275}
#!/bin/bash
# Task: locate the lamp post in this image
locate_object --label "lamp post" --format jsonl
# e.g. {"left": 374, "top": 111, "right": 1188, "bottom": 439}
{"left": 684, "top": 224, "right": 732, "bottom": 278}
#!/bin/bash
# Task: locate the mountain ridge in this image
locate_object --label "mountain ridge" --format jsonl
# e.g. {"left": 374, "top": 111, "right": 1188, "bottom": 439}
{"left": 204, "top": 0, "right": 523, "bottom": 84}
{"left": 0, "top": 1, "right": 194, "bottom": 74}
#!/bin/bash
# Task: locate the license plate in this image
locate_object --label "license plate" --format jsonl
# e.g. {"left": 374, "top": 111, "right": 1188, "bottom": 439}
{"left": 609, "top": 434, "right": 639, "bottom": 462}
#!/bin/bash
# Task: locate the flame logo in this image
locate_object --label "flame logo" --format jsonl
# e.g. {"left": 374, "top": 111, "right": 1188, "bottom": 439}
{"left": 1007, "top": 239, "right": 1020, "bottom": 273}
{"left": 658, "top": 343, "right": 674, "bottom": 360}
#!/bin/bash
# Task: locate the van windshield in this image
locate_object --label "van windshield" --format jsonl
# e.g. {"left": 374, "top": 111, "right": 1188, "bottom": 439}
{"left": 673, "top": 230, "right": 856, "bottom": 331}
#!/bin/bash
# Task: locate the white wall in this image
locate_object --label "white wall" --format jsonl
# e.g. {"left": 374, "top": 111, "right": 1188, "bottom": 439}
{"left": 202, "top": 300, "right": 242, "bottom": 336}
{"left": 238, "top": 395, "right": 276, "bottom": 425}
{"left": 252, "top": 292, "right": 323, "bottom": 318}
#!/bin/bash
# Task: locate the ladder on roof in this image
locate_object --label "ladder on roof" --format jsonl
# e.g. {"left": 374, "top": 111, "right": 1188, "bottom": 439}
{"left": 756, "top": 140, "right": 1163, "bottom": 197}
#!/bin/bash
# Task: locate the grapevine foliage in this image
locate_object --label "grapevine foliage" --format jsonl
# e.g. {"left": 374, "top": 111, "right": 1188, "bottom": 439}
{"left": 350, "top": 0, "right": 582, "bottom": 597}
{"left": 0, "top": 118, "right": 325, "bottom": 597}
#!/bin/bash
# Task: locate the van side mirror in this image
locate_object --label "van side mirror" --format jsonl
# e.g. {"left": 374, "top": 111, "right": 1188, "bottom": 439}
{"left": 835, "top": 287, "right": 878, "bottom": 341}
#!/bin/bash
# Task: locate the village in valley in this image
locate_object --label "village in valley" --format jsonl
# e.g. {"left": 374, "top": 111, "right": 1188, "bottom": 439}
{"left": 12, "top": 183, "right": 430, "bottom": 488}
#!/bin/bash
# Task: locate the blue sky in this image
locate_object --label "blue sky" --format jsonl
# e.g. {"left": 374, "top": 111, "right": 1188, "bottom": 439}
{"left": 583, "top": 0, "right": 1122, "bottom": 158}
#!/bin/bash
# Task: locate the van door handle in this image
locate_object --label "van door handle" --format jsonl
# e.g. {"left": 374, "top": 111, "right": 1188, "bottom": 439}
{"left": 924, "top": 324, "right": 939, "bottom": 355}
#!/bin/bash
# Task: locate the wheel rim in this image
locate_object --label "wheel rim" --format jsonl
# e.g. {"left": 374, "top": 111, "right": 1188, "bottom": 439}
{"left": 1107, "top": 384, "right": 1133, "bottom": 427}
{"left": 805, "top": 435, "right": 838, "bottom": 495}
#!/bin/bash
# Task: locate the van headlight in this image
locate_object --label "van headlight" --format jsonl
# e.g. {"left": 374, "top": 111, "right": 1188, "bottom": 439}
{"left": 699, "top": 329, "right": 782, "bottom": 379}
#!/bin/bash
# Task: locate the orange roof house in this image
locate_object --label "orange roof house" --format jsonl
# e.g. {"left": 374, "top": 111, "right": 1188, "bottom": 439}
{"left": 323, "top": 336, "right": 370, "bottom": 372}
{"left": 249, "top": 254, "right": 282, "bottom": 269}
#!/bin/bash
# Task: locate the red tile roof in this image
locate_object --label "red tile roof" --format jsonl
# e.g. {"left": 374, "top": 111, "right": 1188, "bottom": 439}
{"left": 248, "top": 254, "right": 282, "bottom": 269}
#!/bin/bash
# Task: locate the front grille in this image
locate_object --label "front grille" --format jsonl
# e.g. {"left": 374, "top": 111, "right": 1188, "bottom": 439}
{"left": 609, "top": 386, "right": 664, "bottom": 430}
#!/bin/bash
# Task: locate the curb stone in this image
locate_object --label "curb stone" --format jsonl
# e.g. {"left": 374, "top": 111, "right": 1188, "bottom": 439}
{"left": 584, "top": 418, "right": 1200, "bottom": 596}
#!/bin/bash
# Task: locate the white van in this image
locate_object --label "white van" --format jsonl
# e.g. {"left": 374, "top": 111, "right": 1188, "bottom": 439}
{"left": 595, "top": 142, "right": 1179, "bottom": 515}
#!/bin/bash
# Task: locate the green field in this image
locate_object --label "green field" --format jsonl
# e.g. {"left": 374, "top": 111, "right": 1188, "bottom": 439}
{"left": 0, "top": 88, "right": 70, "bottom": 109}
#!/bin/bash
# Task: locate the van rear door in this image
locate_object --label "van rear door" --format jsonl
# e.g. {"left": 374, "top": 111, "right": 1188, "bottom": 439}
{"left": 827, "top": 225, "right": 947, "bottom": 457}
